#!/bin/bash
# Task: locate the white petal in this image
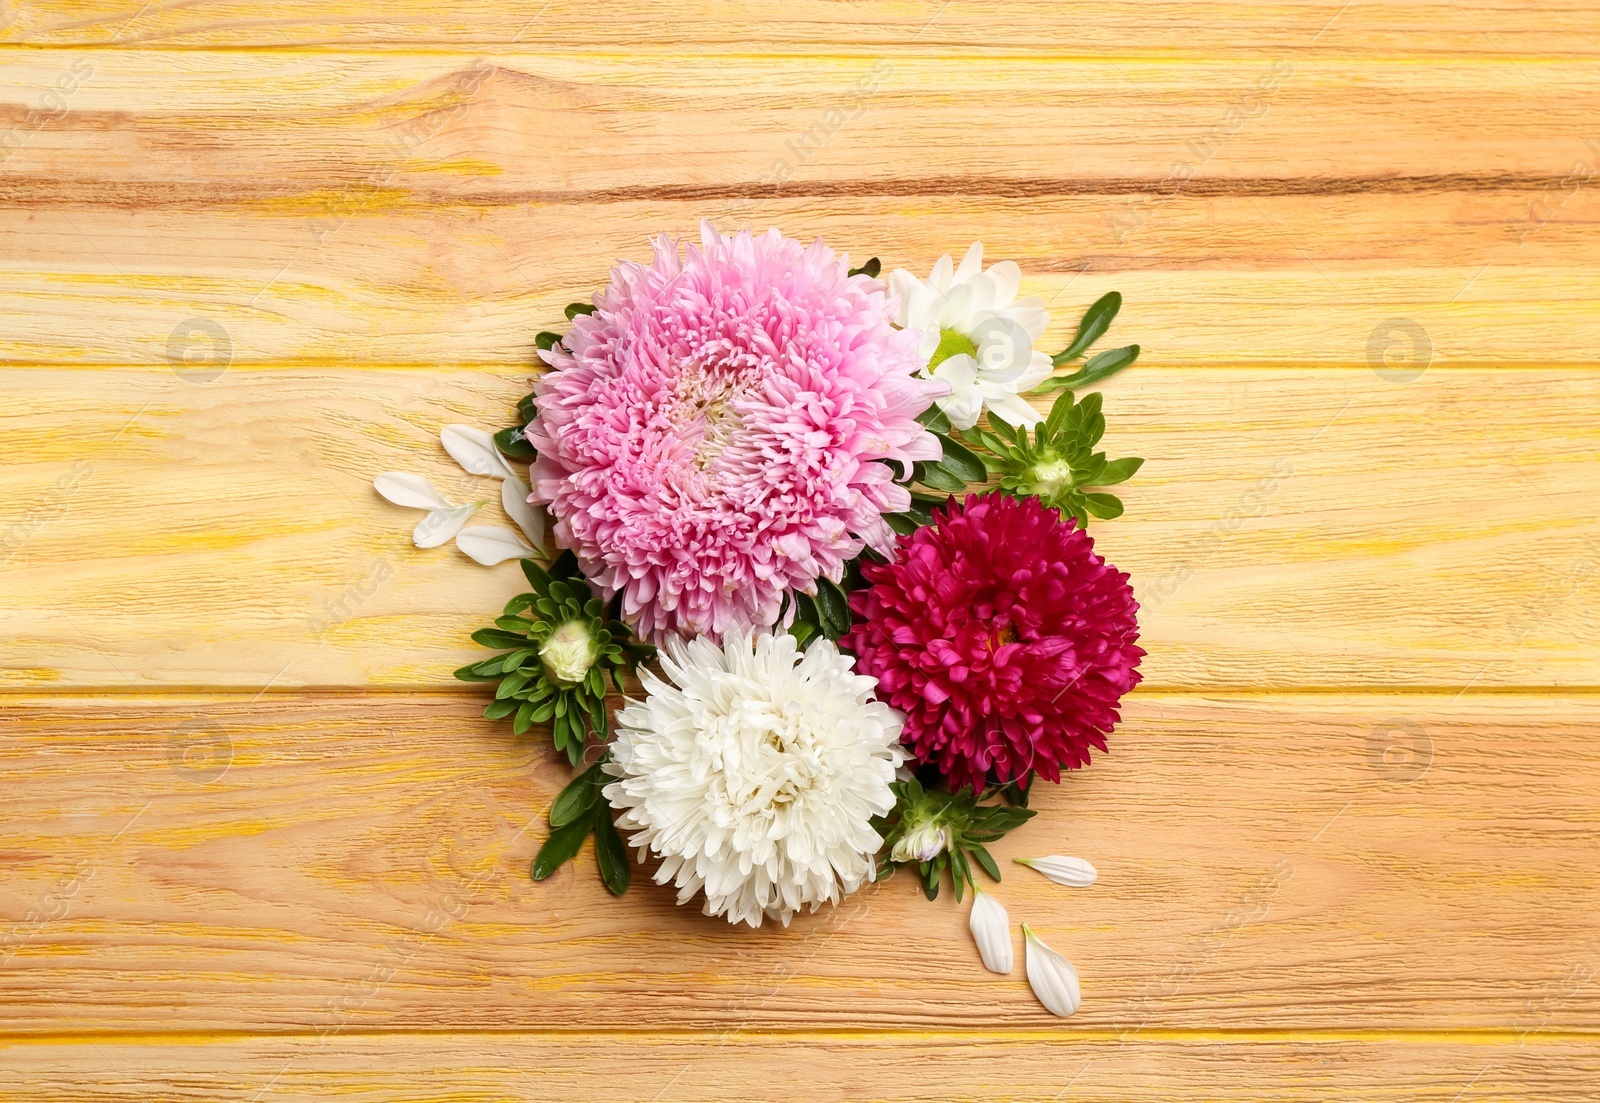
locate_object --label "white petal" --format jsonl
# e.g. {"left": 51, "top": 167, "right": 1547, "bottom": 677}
{"left": 928, "top": 252, "right": 954, "bottom": 293}
{"left": 413, "top": 502, "right": 479, "bottom": 548}
{"left": 952, "top": 241, "right": 985, "bottom": 285}
{"left": 968, "top": 888, "right": 1013, "bottom": 974}
{"left": 1018, "top": 856, "right": 1098, "bottom": 887}
{"left": 982, "top": 389, "right": 1045, "bottom": 428}
{"left": 441, "top": 424, "right": 516, "bottom": 480}
{"left": 987, "top": 260, "right": 1022, "bottom": 306}
{"left": 500, "top": 473, "right": 546, "bottom": 549}
{"left": 455, "top": 525, "right": 535, "bottom": 566}
{"left": 374, "top": 472, "right": 451, "bottom": 512}
{"left": 936, "top": 282, "right": 978, "bottom": 330}
{"left": 887, "top": 269, "right": 921, "bottom": 327}
{"left": 1009, "top": 301, "right": 1051, "bottom": 343}
{"left": 1023, "top": 924, "right": 1082, "bottom": 1016}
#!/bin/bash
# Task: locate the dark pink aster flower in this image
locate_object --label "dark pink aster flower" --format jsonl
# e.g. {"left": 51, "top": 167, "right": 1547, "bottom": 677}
{"left": 842, "top": 492, "right": 1143, "bottom": 793}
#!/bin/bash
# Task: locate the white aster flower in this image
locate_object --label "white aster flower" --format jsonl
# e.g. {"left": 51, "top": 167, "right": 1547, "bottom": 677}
{"left": 1023, "top": 923, "right": 1082, "bottom": 1016}
{"left": 968, "top": 887, "right": 1014, "bottom": 974}
{"left": 889, "top": 241, "right": 1053, "bottom": 429}
{"left": 1016, "top": 855, "right": 1098, "bottom": 887}
{"left": 602, "top": 631, "right": 905, "bottom": 928}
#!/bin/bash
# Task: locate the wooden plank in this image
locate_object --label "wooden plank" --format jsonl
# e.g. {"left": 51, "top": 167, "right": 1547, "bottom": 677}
{"left": 3, "top": 366, "right": 1596, "bottom": 690}
{"left": 2, "top": 693, "right": 1597, "bottom": 1033}
{"left": 4, "top": 191, "right": 1600, "bottom": 368}
{"left": 3, "top": 52, "right": 1599, "bottom": 366}
{"left": 3, "top": 1032, "right": 1599, "bottom": 1102}
{"left": 6, "top": 0, "right": 1600, "bottom": 57}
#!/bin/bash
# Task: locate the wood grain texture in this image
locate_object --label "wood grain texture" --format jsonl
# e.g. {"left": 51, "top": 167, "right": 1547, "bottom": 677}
{"left": 3, "top": 693, "right": 1597, "bottom": 1034}
{"left": 4, "top": 5, "right": 1599, "bottom": 1098}
{"left": 5, "top": 0, "right": 1600, "bottom": 57}
{"left": 2, "top": 367, "right": 1596, "bottom": 690}
{"left": 4, "top": 1033, "right": 1599, "bottom": 1102}
{"left": 2, "top": 53, "right": 1600, "bottom": 365}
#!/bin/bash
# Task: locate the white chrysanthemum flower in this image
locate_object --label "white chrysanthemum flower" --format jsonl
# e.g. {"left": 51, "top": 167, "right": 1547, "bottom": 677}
{"left": 889, "top": 241, "right": 1053, "bottom": 429}
{"left": 602, "top": 631, "right": 905, "bottom": 928}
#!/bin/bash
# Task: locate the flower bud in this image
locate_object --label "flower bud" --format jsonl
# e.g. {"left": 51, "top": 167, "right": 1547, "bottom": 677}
{"left": 891, "top": 819, "right": 950, "bottom": 863}
{"left": 540, "top": 620, "right": 597, "bottom": 686}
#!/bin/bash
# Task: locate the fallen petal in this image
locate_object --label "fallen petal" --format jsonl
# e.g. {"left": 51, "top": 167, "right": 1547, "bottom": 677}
{"left": 442, "top": 424, "right": 515, "bottom": 479}
{"left": 413, "top": 502, "right": 479, "bottom": 548}
{"left": 456, "top": 526, "right": 535, "bottom": 566}
{"left": 374, "top": 472, "right": 451, "bottom": 511}
{"left": 1023, "top": 923, "right": 1081, "bottom": 1016}
{"left": 968, "top": 888, "right": 1013, "bottom": 974}
{"left": 1017, "top": 856, "right": 1098, "bottom": 888}
{"left": 501, "top": 473, "right": 547, "bottom": 550}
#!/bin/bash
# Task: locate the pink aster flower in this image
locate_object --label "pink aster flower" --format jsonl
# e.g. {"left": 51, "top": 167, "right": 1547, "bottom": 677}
{"left": 842, "top": 492, "right": 1144, "bottom": 793}
{"left": 526, "top": 223, "right": 945, "bottom": 643}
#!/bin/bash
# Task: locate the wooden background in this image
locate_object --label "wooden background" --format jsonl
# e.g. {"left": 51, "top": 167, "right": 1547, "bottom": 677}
{"left": 3, "top": 1, "right": 1599, "bottom": 1099}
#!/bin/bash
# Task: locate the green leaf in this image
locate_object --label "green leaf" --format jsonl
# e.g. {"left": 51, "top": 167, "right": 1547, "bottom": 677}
{"left": 472, "top": 628, "right": 529, "bottom": 650}
{"left": 1093, "top": 456, "right": 1144, "bottom": 486}
{"left": 516, "top": 393, "right": 537, "bottom": 422}
{"left": 1043, "top": 389, "right": 1076, "bottom": 438}
{"left": 482, "top": 698, "right": 519, "bottom": 720}
{"left": 531, "top": 816, "right": 592, "bottom": 880}
{"left": 1077, "top": 344, "right": 1140, "bottom": 384}
{"left": 535, "top": 331, "right": 563, "bottom": 351}
{"left": 549, "top": 549, "right": 581, "bottom": 581}
{"left": 548, "top": 764, "right": 603, "bottom": 828}
{"left": 494, "top": 425, "right": 537, "bottom": 460}
{"left": 916, "top": 405, "right": 952, "bottom": 435}
{"left": 847, "top": 257, "right": 882, "bottom": 279}
{"left": 1053, "top": 291, "right": 1122, "bottom": 365}
{"left": 1083, "top": 492, "right": 1125, "bottom": 520}
{"left": 885, "top": 512, "right": 919, "bottom": 535}
{"left": 970, "top": 844, "right": 1002, "bottom": 882}
{"left": 521, "top": 559, "right": 551, "bottom": 592}
{"left": 814, "top": 577, "right": 852, "bottom": 639}
{"left": 935, "top": 434, "right": 988, "bottom": 484}
{"left": 592, "top": 806, "right": 632, "bottom": 895}
{"left": 565, "top": 302, "right": 596, "bottom": 320}
{"left": 915, "top": 461, "right": 967, "bottom": 493}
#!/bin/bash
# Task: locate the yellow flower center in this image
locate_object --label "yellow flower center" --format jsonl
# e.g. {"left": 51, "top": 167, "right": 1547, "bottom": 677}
{"left": 927, "top": 328, "right": 978, "bottom": 371}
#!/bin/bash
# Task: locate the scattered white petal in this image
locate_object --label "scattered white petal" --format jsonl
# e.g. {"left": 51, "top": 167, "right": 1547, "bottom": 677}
{"left": 374, "top": 472, "right": 451, "bottom": 511}
{"left": 501, "top": 473, "right": 547, "bottom": 550}
{"left": 1017, "top": 856, "right": 1098, "bottom": 888}
{"left": 1023, "top": 924, "right": 1082, "bottom": 1017}
{"left": 442, "top": 424, "right": 516, "bottom": 479}
{"left": 413, "top": 502, "right": 480, "bottom": 548}
{"left": 968, "top": 887, "right": 1013, "bottom": 974}
{"left": 455, "top": 525, "right": 535, "bottom": 565}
